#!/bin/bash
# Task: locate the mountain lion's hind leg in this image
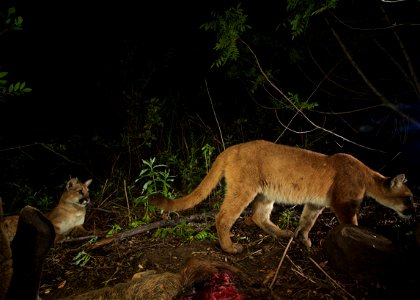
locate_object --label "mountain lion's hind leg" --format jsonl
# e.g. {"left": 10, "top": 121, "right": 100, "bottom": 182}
{"left": 215, "top": 188, "right": 256, "bottom": 254}
{"left": 295, "top": 204, "right": 325, "bottom": 247}
{"left": 252, "top": 195, "right": 293, "bottom": 238}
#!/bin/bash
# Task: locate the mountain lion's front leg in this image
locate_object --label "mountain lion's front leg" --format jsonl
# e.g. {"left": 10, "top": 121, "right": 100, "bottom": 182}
{"left": 295, "top": 203, "right": 325, "bottom": 247}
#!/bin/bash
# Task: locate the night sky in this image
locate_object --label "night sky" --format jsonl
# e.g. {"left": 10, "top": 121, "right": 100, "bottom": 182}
{"left": 1, "top": 0, "right": 420, "bottom": 195}
{"left": 1, "top": 1, "right": 219, "bottom": 139}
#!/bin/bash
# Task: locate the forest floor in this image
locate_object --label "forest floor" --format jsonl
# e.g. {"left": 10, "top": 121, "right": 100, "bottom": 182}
{"left": 39, "top": 197, "right": 419, "bottom": 300}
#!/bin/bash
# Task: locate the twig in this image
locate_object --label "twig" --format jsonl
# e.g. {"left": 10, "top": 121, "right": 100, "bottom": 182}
{"left": 241, "top": 39, "right": 388, "bottom": 153}
{"left": 97, "top": 178, "right": 109, "bottom": 208}
{"left": 269, "top": 233, "right": 294, "bottom": 289}
{"left": 123, "top": 179, "right": 131, "bottom": 223}
{"left": 286, "top": 255, "right": 316, "bottom": 283}
{"left": 204, "top": 79, "right": 225, "bottom": 150}
{"left": 88, "top": 207, "right": 116, "bottom": 214}
{"left": 308, "top": 257, "right": 356, "bottom": 300}
{"left": 326, "top": 18, "right": 420, "bottom": 128}
{"left": 57, "top": 234, "right": 101, "bottom": 243}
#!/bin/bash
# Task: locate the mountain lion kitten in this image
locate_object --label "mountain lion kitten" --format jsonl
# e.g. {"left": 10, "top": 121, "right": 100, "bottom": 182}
{"left": 0, "top": 178, "right": 92, "bottom": 242}
{"left": 151, "top": 140, "right": 414, "bottom": 254}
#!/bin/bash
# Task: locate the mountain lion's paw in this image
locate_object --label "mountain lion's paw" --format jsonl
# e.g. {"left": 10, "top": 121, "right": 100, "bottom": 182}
{"left": 223, "top": 243, "right": 243, "bottom": 254}
{"left": 279, "top": 229, "right": 294, "bottom": 238}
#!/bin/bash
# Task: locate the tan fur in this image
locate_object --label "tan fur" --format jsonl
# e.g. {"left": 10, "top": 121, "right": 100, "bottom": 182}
{"left": 62, "top": 257, "right": 241, "bottom": 300}
{"left": 0, "top": 178, "right": 92, "bottom": 242}
{"left": 151, "top": 140, "right": 414, "bottom": 254}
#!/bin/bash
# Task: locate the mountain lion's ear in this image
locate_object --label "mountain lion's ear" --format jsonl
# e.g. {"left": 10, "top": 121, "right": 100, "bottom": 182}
{"left": 84, "top": 179, "right": 93, "bottom": 187}
{"left": 390, "top": 174, "right": 407, "bottom": 189}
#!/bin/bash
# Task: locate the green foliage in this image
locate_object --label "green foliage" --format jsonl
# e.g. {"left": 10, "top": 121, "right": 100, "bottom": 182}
{"left": 132, "top": 157, "right": 177, "bottom": 223}
{"left": 73, "top": 251, "right": 91, "bottom": 267}
{"left": 128, "top": 219, "right": 145, "bottom": 229}
{"left": 274, "top": 92, "right": 318, "bottom": 111}
{"left": 140, "top": 97, "right": 164, "bottom": 147}
{"left": 286, "top": 0, "right": 338, "bottom": 39}
{"left": 4, "top": 182, "right": 54, "bottom": 213}
{"left": 201, "top": 143, "right": 215, "bottom": 173}
{"left": 106, "top": 224, "right": 122, "bottom": 237}
{"left": 0, "top": 76, "right": 32, "bottom": 100}
{"left": 0, "top": 7, "right": 23, "bottom": 33}
{"left": 154, "top": 220, "right": 217, "bottom": 242}
{"left": 277, "top": 208, "right": 299, "bottom": 229}
{"left": 200, "top": 3, "right": 251, "bottom": 68}
{"left": 0, "top": 7, "right": 31, "bottom": 101}
{"left": 135, "top": 157, "right": 176, "bottom": 198}
{"left": 35, "top": 195, "right": 55, "bottom": 211}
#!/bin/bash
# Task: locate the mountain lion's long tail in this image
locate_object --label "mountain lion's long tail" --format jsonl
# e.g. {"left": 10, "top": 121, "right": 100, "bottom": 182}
{"left": 150, "top": 152, "right": 226, "bottom": 211}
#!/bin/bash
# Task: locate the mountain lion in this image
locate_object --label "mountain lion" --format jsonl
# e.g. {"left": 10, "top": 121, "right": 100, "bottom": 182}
{"left": 151, "top": 140, "right": 414, "bottom": 254}
{"left": 0, "top": 178, "right": 92, "bottom": 242}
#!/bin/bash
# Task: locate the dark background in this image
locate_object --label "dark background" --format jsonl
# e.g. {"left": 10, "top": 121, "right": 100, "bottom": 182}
{"left": 1, "top": 0, "right": 419, "bottom": 210}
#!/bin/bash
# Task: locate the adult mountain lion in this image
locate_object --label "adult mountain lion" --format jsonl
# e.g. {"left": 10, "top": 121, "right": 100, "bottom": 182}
{"left": 151, "top": 140, "right": 414, "bottom": 254}
{"left": 1, "top": 178, "right": 92, "bottom": 242}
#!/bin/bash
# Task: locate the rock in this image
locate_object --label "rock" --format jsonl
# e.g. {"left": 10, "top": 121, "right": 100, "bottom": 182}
{"left": 323, "top": 224, "right": 403, "bottom": 284}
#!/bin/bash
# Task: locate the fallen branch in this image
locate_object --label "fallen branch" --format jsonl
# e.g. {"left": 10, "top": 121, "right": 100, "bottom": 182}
{"left": 57, "top": 212, "right": 215, "bottom": 249}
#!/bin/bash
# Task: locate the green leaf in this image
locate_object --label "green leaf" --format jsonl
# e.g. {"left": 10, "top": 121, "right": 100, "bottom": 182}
{"left": 0, "top": 72, "right": 8, "bottom": 79}
{"left": 13, "top": 82, "right": 20, "bottom": 91}
{"left": 15, "top": 16, "right": 23, "bottom": 26}
{"left": 8, "top": 84, "right": 13, "bottom": 93}
{"left": 7, "top": 7, "right": 16, "bottom": 17}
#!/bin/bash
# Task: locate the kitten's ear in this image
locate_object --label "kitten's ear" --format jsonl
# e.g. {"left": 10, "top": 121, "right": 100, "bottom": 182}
{"left": 66, "top": 178, "right": 79, "bottom": 190}
{"left": 84, "top": 179, "right": 93, "bottom": 187}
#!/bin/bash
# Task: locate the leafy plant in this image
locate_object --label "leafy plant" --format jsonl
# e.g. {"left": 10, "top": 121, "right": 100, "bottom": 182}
{"left": 193, "top": 226, "right": 217, "bottom": 241}
{"left": 132, "top": 157, "right": 177, "bottom": 223}
{"left": 128, "top": 219, "right": 145, "bottom": 229}
{"left": 201, "top": 143, "right": 215, "bottom": 173}
{"left": 106, "top": 224, "right": 122, "bottom": 237}
{"left": 73, "top": 251, "right": 91, "bottom": 267}
{"left": 139, "top": 97, "right": 164, "bottom": 147}
{"left": 135, "top": 157, "right": 176, "bottom": 198}
{"left": 277, "top": 208, "right": 299, "bottom": 229}
{"left": 154, "top": 220, "right": 217, "bottom": 242}
{"left": 35, "top": 195, "right": 55, "bottom": 211}
{"left": 274, "top": 92, "right": 318, "bottom": 111}
{"left": 0, "top": 6, "right": 23, "bottom": 35}
{"left": 200, "top": 3, "right": 251, "bottom": 68}
{"left": 286, "top": 0, "right": 338, "bottom": 39}
{"left": 0, "top": 7, "right": 31, "bottom": 101}
{"left": 0, "top": 76, "right": 32, "bottom": 99}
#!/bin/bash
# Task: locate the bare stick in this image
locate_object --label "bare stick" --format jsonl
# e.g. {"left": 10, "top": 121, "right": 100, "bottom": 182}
{"left": 308, "top": 257, "right": 356, "bottom": 300}
{"left": 269, "top": 234, "right": 294, "bottom": 289}
{"left": 286, "top": 255, "right": 316, "bottom": 283}
{"left": 241, "top": 39, "right": 388, "bottom": 153}
{"left": 204, "top": 79, "right": 225, "bottom": 150}
{"left": 326, "top": 18, "right": 420, "bottom": 128}
{"left": 123, "top": 179, "right": 131, "bottom": 223}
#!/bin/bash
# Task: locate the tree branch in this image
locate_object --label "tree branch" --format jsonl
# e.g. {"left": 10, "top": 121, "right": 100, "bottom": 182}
{"left": 326, "top": 18, "right": 420, "bottom": 128}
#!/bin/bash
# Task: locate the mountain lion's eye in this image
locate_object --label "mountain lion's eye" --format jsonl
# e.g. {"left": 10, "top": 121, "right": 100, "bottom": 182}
{"left": 78, "top": 190, "right": 84, "bottom": 195}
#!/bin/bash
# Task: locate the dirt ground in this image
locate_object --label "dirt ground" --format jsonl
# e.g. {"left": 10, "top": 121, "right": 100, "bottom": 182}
{"left": 39, "top": 198, "right": 419, "bottom": 300}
